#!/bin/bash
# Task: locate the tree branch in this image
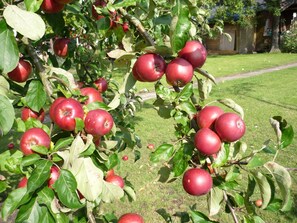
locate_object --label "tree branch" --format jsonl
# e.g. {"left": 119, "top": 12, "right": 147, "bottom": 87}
{"left": 24, "top": 39, "right": 54, "bottom": 102}
{"left": 118, "top": 8, "right": 155, "bottom": 46}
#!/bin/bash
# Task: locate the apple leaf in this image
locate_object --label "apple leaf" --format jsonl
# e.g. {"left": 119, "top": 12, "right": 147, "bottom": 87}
{"left": 143, "top": 45, "right": 173, "bottom": 57}
{"left": 172, "top": 145, "right": 192, "bottom": 177}
{"left": 69, "top": 157, "right": 104, "bottom": 202}
{"left": 107, "top": 49, "right": 130, "bottom": 59}
{"left": 178, "top": 83, "right": 193, "bottom": 101}
{"left": 225, "top": 166, "right": 240, "bottom": 182}
{"left": 0, "top": 76, "right": 10, "bottom": 97}
{"left": 0, "top": 95, "right": 15, "bottom": 135}
{"left": 197, "top": 78, "right": 213, "bottom": 101}
{"left": 196, "top": 68, "right": 216, "bottom": 84}
{"left": 250, "top": 171, "right": 273, "bottom": 209}
{"left": 16, "top": 197, "right": 55, "bottom": 223}
{"left": 213, "top": 144, "right": 230, "bottom": 168}
{"left": 218, "top": 98, "right": 244, "bottom": 119}
{"left": 119, "top": 71, "right": 137, "bottom": 94}
{"left": 24, "top": 0, "right": 43, "bottom": 12}
{"left": 3, "top": 5, "right": 45, "bottom": 41}
{"left": 247, "top": 156, "right": 265, "bottom": 169}
{"left": 25, "top": 80, "right": 47, "bottom": 113}
{"left": 101, "top": 180, "right": 124, "bottom": 203}
{"left": 21, "top": 153, "right": 41, "bottom": 167}
{"left": 264, "top": 161, "right": 292, "bottom": 212}
{"left": 53, "top": 137, "right": 74, "bottom": 152}
{"left": 113, "top": 0, "right": 137, "bottom": 8}
{"left": 49, "top": 67, "right": 77, "bottom": 90}
{"left": 1, "top": 187, "right": 30, "bottom": 221}
{"left": 54, "top": 169, "right": 84, "bottom": 209}
{"left": 27, "top": 159, "right": 52, "bottom": 193}
{"left": 0, "top": 23, "right": 19, "bottom": 74}
{"left": 170, "top": 0, "right": 191, "bottom": 53}
{"left": 280, "top": 125, "right": 294, "bottom": 149}
{"left": 37, "top": 187, "right": 55, "bottom": 208}
{"left": 176, "top": 101, "right": 196, "bottom": 116}
{"left": 188, "top": 209, "right": 218, "bottom": 223}
{"left": 108, "top": 93, "right": 121, "bottom": 110}
{"left": 207, "top": 187, "right": 224, "bottom": 216}
{"left": 124, "top": 185, "right": 136, "bottom": 201}
{"left": 150, "top": 143, "right": 174, "bottom": 163}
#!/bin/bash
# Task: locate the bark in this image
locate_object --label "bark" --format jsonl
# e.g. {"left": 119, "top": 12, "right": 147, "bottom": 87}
{"left": 270, "top": 14, "right": 281, "bottom": 52}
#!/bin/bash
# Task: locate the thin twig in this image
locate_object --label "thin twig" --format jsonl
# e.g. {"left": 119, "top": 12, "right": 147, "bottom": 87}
{"left": 118, "top": 8, "right": 155, "bottom": 46}
{"left": 223, "top": 191, "right": 239, "bottom": 223}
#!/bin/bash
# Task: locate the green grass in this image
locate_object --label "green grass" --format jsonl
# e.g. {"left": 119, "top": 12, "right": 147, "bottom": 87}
{"left": 100, "top": 66, "right": 297, "bottom": 223}
{"left": 129, "top": 53, "right": 297, "bottom": 93}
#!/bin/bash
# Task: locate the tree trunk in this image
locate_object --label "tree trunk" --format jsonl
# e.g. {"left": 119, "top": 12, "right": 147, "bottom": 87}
{"left": 270, "top": 14, "right": 281, "bottom": 52}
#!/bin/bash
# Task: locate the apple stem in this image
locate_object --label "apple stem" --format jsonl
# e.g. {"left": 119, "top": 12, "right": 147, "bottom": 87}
{"left": 223, "top": 190, "right": 239, "bottom": 223}
{"left": 118, "top": 8, "right": 155, "bottom": 46}
{"left": 24, "top": 39, "right": 54, "bottom": 102}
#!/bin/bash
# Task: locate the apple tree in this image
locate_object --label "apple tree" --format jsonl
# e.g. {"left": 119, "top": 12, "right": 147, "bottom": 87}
{"left": 0, "top": 0, "right": 294, "bottom": 223}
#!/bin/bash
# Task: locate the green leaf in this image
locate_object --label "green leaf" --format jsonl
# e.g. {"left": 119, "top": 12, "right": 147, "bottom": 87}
{"left": 86, "top": 101, "right": 110, "bottom": 112}
{"left": 25, "top": 0, "right": 43, "bottom": 12}
{"left": 247, "top": 156, "right": 265, "bottom": 169}
{"left": 253, "top": 216, "right": 265, "bottom": 223}
{"left": 150, "top": 144, "right": 174, "bottom": 163}
{"left": 225, "top": 166, "right": 240, "bottom": 182}
{"left": 233, "top": 193, "right": 245, "bottom": 207}
{"left": 0, "top": 95, "right": 15, "bottom": 135}
{"left": 124, "top": 185, "right": 136, "bottom": 201}
{"left": 37, "top": 186, "right": 55, "bottom": 207}
{"left": 170, "top": 1, "right": 191, "bottom": 53}
{"left": 265, "top": 198, "right": 282, "bottom": 212}
{"left": 0, "top": 24, "right": 19, "bottom": 73}
{"left": 172, "top": 144, "right": 192, "bottom": 177}
{"left": 264, "top": 161, "right": 292, "bottom": 211}
{"left": 197, "top": 78, "right": 212, "bottom": 101}
{"left": 188, "top": 209, "right": 218, "bottom": 223}
{"left": 3, "top": 5, "right": 45, "bottom": 41}
{"left": 156, "top": 208, "right": 172, "bottom": 223}
{"left": 251, "top": 171, "right": 272, "bottom": 209}
{"left": 177, "top": 101, "right": 196, "bottom": 116}
{"left": 207, "top": 187, "right": 223, "bottom": 216}
{"left": 101, "top": 180, "right": 124, "bottom": 203}
{"left": 27, "top": 159, "right": 52, "bottom": 193}
{"left": 244, "top": 176, "right": 256, "bottom": 214}
{"left": 113, "top": 0, "right": 137, "bottom": 8}
{"left": 16, "top": 197, "right": 54, "bottom": 223}
{"left": 25, "top": 80, "right": 46, "bottom": 112}
{"left": 53, "top": 137, "right": 74, "bottom": 152}
{"left": 213, "top": 144, "right": 229, "bottom": 168}
{"left": 0, "top": 76, "right": 10, "bottom": 97}
{"left": 178, "top": 83, "right": 193, "bottom": 101}
{"left": 281, "top": 125, "right": 294, "bottom": 149}
{"left": 44, "top": 13, "right": 65, "bottom": 35}
{"left": 1, "top": 188, "right": 30, "bottom": 221}
{"left": 21, "top": 153, "right": 41, "bottom": 167}
{"left": 119, "top": 71, "right": 136, "bottom": 94}
{"left": 105, "top": 153, "right": 120, "bottom": 170}
{"left": 54, "top": 169, "right": 84, "bottom": 209}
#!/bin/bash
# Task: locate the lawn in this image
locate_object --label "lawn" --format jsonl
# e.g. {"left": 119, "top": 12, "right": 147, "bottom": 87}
{"left": 100, "top": 66, "right": 297, "bottom": 223}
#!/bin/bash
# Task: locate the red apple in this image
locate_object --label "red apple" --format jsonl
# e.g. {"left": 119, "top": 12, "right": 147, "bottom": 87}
{"left": 41, "top": 0, "right": 64, "bottom": 14}
{"left": 48, "top": 166, "right": 60, "bottom": 188}
{"left": 18, "top": 177, "right": 28, "bottom": 188}
{"left": 255, "top": 199, "right": 263, "bottom": 207}
{"left": 105, "top": 174, "right": 124, "bottom": 188}
{"left": 196, "top": 106, "right": 224, "bottom": 129}
{"left": 84, "top": 109, "right": 114, "bottom": 136}
{"left": 21, "top": 107, "right": 45, "bottom": 122}
{"left": 106, "top": 169, "right": 115, "bottom": 178}
{"left": 165, "top": 57, "right": 193, "bottom": 87}
{"left": 94, "top": 77, "right": 108, "bottom": 93}
{"left": 49, "top": 97, "right": 66, "bottom": 122}
{"left": 132, "top": 65, "right": 146, "bottom": 82}
{"left": 178, "top": 40, "right": 207, "bottom": 68}
{"left": 7, "top": 59, "right": 32, "bottom": 83}
{"left": 214, "top": 113, "right": 246, "bottom": 142}
{"left": 118, "top": 213, "right": 144, "bottom": 223}
{"left": 7, "top": 143, "right": 14, "bottom": 149}
{"left": 122, "top": 22, "right": 129, "bottom": 32}
{"left": 182, "top": 168, "right": 213, "bottom": 196}
{"left": 194, "top": 128, "right": 221, "bottom": 155}
{"left": 132, "top": 53, "right": 166, "bottom": 82}
{"left": 147, "top": 143, "right": 154, "bottom": 150}
{"left": 53, "top": 98, "right": 84, "bottom": 131}
{"left": 53, "top": 38, "right": 70, "bottom": 58}
{"left": 80, "top": 87, "right": 103, "bottom": 104}
{"left": 20, "top": 128, "right": 51, "bottom": 155}
{"left": 122, "top": 155, "right": 128, "bottom": 161}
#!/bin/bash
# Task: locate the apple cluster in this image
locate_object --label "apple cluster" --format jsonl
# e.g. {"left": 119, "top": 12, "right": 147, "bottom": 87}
{"left": 92, "top": 0, "right": 129, "bottom": 32}
{"left": 195, "top": 106, "right": 246, "bottom": 156}
{"left": 132, "top": 40, "right": 207, "bottom": 87}
{"left": 182, "top": 106, "right": 246, "bottom": 197}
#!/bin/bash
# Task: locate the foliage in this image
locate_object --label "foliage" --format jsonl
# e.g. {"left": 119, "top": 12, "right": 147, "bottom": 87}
{"left": 0, "top": 0, "right": 295, "bottom": 223}
{"left": 281, "top": 22, "right": 297, "bottom": 53}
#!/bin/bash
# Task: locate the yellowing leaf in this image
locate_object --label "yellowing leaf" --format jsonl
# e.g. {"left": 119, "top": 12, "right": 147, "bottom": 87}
{"left": 3, "top": 5, "right": 45, "bottom": 41}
